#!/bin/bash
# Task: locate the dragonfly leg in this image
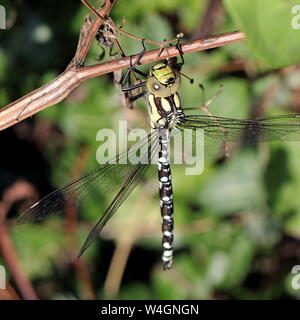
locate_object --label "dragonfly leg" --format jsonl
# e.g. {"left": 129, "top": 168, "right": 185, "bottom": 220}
{"left": 184, "top": 84, "right": 224, "bottom": 112}
{"left": 121, "top": 52, "right": 147, "bottom": 101}
{"left": 167, "top": 37, "right": 194, "bottom": 84}
{"left": 175, "top": 38, "right": 184, "bottom": 68}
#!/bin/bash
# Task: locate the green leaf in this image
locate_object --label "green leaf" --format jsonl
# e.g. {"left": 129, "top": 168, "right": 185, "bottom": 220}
{"left": 224, "top": 0, "right": 300, "bottom": 67}
{"left": 220, "top": 235, "right": 255, "bottom": 288}
{"left": 197, "top": 150, "right": 267, "bottom": 214}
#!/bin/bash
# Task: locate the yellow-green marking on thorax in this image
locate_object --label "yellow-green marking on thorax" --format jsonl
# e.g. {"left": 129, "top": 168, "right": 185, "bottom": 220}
{"left": 146, "top": 63, "right": 181, "bottom": 98}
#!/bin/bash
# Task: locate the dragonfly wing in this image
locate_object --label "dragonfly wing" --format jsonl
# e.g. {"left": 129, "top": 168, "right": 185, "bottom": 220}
{"left": 17, "top": 132, "right": 157, "bottom": 224}
{"left": 177, "top": 114, "right": 300, "bottom": 143}
{"left": 78, "top": 133, "right": 159, "bottom": 257}
{"left": 78, "top": 161, "right": 149, "bottom": 257}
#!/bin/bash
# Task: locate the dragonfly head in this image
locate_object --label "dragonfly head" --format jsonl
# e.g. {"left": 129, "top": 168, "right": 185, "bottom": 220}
{"left": 146, "top": 62, "right": 181, "bottom": 97}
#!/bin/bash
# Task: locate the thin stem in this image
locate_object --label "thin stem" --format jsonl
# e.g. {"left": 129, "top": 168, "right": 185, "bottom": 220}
{"left": 0, "top": 31, "right": 245, "bottom": 131}
{"left": 74, "top": 0, "right": 117, "bottom": 66}
{"left": 63, "top": 145, "right": 96, "bottom": 300}
{"left": 81, "top": 0, "right": 182, "bottom": 50}
{"left": 0, "top": 181, "right": 38, "bottom": 300}
{"left": 103, "top": 180, "right": 156, "bottom": 297}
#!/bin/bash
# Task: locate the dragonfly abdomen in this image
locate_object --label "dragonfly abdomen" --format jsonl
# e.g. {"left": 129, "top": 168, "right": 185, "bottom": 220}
{"left": 157, "top": 129, "right": 174, "bottom": 270}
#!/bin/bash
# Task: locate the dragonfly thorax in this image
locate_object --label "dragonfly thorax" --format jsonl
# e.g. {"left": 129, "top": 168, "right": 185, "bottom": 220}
{"left": 148, "top": 92, "right": 184, "bottom": 129}
{"left": 146, "top": 63, "right": 181, "bottom": 98}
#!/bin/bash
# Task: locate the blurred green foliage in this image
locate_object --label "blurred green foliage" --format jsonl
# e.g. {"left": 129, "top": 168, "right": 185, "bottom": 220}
{"left": 0, "top": 0, "right": 300, "bottom": 300}
{"left": 224, "top": 0, "right": 300, "bottom": 67}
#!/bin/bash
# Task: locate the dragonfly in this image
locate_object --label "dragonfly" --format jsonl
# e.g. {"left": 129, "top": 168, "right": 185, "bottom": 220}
{"left": 17, "top": 51, "right": 300, "bottom": 270}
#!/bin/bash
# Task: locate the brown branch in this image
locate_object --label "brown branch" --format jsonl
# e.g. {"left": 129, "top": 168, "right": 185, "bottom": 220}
{"left": 81, "top": 0, "right": 183, "bottom": 49}
{"left": 0, "top": 31, "right": 245, "bottom": 131}
{"left": 72, "top": 0, "right": 117, "bottom": 67}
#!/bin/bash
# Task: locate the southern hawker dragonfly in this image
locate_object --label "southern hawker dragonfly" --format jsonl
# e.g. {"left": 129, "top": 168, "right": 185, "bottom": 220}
{"left": 17, "top": 57, "right": 300, "bottom": 270}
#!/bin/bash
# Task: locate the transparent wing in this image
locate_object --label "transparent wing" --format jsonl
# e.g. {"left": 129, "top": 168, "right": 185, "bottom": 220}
{"left": 78, "top": 134, "right": 160, "bottom": 257}
{"left": 177, "top": 114, "right": 300, "bottom": 143}
{"left": 17, "top": 131, "right": 158, "bottom": 225}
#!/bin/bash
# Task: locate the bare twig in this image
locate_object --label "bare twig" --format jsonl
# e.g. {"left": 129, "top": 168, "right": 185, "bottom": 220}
{"left": 72, "top": 0, "right": 117, "bottom": 67}
{"left": 0, "top": 180, "right": 38, "bottom": 300}
{"left": 81, "top": 0, "right": 182, "bottom": 51}
{"left": 0, "top": 31, "right": 245, "bottom": 131}
{"left": 0, "top": 284, "right": 20, "bottom": 300}
{"left": 63, "top": 145, "right": 97, "bottom": 300}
